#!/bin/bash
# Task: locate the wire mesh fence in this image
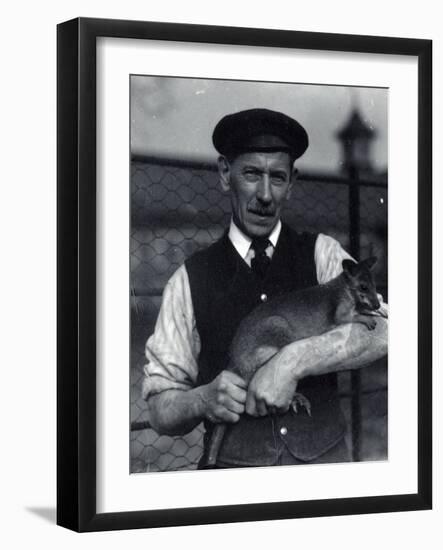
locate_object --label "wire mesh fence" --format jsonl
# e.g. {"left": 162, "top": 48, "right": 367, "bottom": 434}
{"left": 130, "top": 156, "right": 388, "bottom": 473}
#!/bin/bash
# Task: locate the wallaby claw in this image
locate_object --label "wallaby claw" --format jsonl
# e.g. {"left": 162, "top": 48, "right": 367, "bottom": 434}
{"left": 292, "top": 392, "right": 312, "bottom": 417}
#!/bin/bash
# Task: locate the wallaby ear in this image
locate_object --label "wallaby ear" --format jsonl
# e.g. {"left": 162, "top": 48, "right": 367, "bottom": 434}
{"left": 342, "top": 259, "right": 358, "bottom": 277}
{"left": 363, "top": 256, "right": 377, "bottom": 270}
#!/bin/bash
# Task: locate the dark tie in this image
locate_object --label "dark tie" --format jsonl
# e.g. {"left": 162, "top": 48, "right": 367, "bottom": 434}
{"left": 250, "top": 237, "right": 271, "bottom": 279}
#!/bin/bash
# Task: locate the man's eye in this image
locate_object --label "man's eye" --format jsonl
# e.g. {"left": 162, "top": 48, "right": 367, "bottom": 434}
{"left": 244, "top": 170, "right": 260, "bottom": 179}
{"left": 272, "top": 176, "right": 286, "bottom": 183}
{"left": 360, "top": 284, "right": 368, "bottom": 291}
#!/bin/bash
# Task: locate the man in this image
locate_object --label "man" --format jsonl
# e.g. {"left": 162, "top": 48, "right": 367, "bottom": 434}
{"left": 142, "top": 108, "right": 388, "bottom": 468}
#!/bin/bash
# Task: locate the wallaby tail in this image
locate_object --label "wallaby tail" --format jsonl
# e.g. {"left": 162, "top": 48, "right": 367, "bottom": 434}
{"left": 202, "top": 423, "right": 227, "bottom": 469}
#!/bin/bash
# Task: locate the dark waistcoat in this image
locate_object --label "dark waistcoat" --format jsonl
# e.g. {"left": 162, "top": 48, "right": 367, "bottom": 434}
{"left": 185, "top": 224, "right": 346, "bottom": 466}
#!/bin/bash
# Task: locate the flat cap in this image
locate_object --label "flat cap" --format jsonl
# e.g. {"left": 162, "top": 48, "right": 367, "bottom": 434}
{"left": 212, "top": 108, "right": 309, "bottom": 160}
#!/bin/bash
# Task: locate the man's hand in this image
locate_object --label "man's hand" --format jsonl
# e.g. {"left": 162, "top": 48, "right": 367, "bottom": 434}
{"left": 197, "top": 370, "right": 247, "bottom": 424}
{"left": 246, "top": 357, "right": 297, "bottom": 417}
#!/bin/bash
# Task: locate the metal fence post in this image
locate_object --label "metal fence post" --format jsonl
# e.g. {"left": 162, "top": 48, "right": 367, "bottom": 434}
{"left": 338, "top": 109, "right": 376, "bottom": 463}
{"left": 348, "top": 165, "right": 362, "bottom": 461}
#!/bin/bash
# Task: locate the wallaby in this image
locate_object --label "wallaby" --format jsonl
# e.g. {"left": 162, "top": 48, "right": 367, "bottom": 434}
{"left": 204, "top": 256, "right": 385, "bottom": 468}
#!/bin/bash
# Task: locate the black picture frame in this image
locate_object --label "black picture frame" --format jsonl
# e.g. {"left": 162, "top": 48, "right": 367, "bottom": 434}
{"left": 57, "top": 17, "right": 432, "bottom": 532}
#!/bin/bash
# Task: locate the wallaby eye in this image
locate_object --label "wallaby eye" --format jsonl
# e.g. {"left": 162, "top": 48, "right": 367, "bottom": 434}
{"left": 360, "top": 283, "right": 368, "bottom": 292}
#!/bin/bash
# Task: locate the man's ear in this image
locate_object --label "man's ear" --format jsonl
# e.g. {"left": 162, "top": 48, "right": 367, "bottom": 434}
{"left": 285, "top": 166, "right": 298, "bottom": 200}
{"left": 217, "top": 156, "right": 231, "bottom": 192}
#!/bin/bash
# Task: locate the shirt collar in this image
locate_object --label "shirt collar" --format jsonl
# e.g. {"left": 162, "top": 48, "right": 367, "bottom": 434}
{"left": 228, "top": 219, "right": 282, "bottom": 260}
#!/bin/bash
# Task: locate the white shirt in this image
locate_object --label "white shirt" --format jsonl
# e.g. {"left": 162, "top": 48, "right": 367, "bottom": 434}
{"left": 143, "top": 225, "right": 376, "bottom": 399}
{"left": 229, "top": 218, "right": 282, "bottom": 266}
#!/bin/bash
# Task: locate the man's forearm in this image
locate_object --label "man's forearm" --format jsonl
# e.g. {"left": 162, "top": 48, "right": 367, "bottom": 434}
{"left": 146, "top": 369, "right": 248, "bottom": 435}
{"left": 146, "top": 387, "right": 206, "bottom": 436}
{"left": 280, "top": 318, "right": 388, "bottom": 381}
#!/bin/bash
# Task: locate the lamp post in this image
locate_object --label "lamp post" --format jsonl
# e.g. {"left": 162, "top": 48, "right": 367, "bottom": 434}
{"left": 338, "top": 109, "right": 376, "bottom": 177}
{"left": 337, "top": 109, "right": 376, "bottom": 462}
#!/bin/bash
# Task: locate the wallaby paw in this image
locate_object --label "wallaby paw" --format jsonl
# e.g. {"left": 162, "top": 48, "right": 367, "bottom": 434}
{"left": 364, "top": 317, "right": 377, "bottom": 330}
{"left": 291, "top": 392, "right": 312, "bottom": 417}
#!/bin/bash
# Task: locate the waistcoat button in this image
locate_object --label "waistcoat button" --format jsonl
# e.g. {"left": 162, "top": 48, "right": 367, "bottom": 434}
{"left": 280, "top": 426, "right": 288, "bottom": 436}
{"left": 260, "top": 293, "right": 267, "bottom": 302}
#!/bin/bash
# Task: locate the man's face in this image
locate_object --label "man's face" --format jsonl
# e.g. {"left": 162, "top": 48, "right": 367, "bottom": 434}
{"left": 218, "top": 151, "right": 295, "bottom": 239}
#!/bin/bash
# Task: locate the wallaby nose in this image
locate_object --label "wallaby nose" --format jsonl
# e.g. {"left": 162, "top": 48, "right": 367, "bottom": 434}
{"left": 373, "top": 296, "right": 381, "bottom": 310}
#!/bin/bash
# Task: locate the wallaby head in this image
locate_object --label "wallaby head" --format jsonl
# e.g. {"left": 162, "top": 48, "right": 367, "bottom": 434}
{"left": 341, "top": 256, "right": 380, "bottom": 312}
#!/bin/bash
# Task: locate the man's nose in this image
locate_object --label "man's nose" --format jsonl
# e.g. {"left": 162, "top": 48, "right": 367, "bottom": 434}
{"left": 256, "top": 176, "right": 272, "bottom": 203}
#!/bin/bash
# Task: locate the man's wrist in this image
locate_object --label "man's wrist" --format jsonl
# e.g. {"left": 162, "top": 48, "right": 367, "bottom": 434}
{"left": 277, "top": 344, "right": 306, "bottom": 382}
{"left": 193, "top": 384, "right": 211, "bottom": 421}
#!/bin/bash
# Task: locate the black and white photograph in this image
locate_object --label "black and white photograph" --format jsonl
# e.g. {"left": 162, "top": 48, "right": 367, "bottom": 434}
{"left": 1, "top": 0, "right": 438, "bottom": 543}
{"left": 130, "top": 75, "right": 389, "bottom": 473}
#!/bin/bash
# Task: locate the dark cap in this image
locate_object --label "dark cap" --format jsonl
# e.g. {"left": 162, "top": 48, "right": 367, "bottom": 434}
{"left": 212, "top": 108, "right": 309, "bottom": 160}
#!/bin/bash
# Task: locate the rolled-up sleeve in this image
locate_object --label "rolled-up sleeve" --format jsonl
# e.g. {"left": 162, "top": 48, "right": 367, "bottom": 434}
{"left": 314, "top": 233, "right": 354, "bottom": 284}
{"left": 142, "top": 265, "right": 201, "bottom": 400}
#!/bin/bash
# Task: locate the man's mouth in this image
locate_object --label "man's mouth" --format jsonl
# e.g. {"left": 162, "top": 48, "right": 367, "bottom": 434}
{"left": 248, "top": 209, "right": 275, "bottom": 218}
